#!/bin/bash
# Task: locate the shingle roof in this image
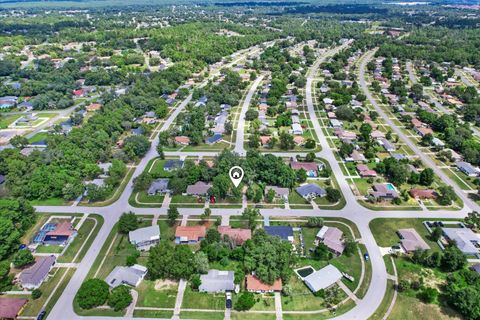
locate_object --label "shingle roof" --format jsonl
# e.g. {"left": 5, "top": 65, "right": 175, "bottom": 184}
{"left": 398, "top": 228, "right": 430, "bottom": 252}
{"left": 246, "top": 275, "right": 282, "bottom": 292}
{"left": 304, "top": 265, "right": 342, "bottom": 292}
{"left": 105, "top": 264, "right": 147, "bottom": 288}
{"left": 19, "top": 256, "right": 56, "bottom": 288}
{"left": 218, "top": 226, "right": 251, "bottom": 245}
{"left": 129, "top": 225, "right": 160, "bottom": 245}
{"left": 296, "top": 184, "right": 326, "bottom": 197}
{"left": 199, "top": 269, "right": 235, "bottom": 292}
{"left": 186, "top": 181, "right": 212, "bottom": 195}
{"left": 0, "top": 298, "right": 28, "bottom": 319}
{"left": 175, "top": 226, "right": 206, "bottom": 241}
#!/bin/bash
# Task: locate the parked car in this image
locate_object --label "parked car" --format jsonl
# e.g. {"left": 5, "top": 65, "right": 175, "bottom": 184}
{"left": 226, "top": 292, "right": 232, "bottom": 309}
{"left": 37, "top": 309, "right": 46, "bottom": 320}
{"left": 364, "top": 253, "right": 370, "bottom": 261}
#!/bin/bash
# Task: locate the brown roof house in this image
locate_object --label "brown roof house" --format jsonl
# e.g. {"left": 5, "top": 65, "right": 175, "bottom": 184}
{"left": 218, "top": 226, "right": 252, "bottom": 245}
{"left": 246, "top": 275, "right": 282, "bottom": 293}
{"left": 175, "top": 226, "right": 206, "bottom": 244}
{"left": 397, "top": 228, "right": 430, "bottom": 253}
{"left": 175, "top": 136, "right": 191, "bottom": 145}
{"left": 316, "top": 226, "right": 345, "bottom": 255}
{"left": 409, "top": 189, "right": 438, "bottom": 199}
{"left": 369, "top": 183, "right": 399, "bottom": 200}
{"left": 290, "top": 160, "right": 320, "bottom": 177}
{"left": 0, "top": 298, "right": 28, "bottom": 319}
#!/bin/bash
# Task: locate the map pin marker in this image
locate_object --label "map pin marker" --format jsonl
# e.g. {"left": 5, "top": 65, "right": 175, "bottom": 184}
{"left": 229, "top": 166, "right": 244, "bottom": 188}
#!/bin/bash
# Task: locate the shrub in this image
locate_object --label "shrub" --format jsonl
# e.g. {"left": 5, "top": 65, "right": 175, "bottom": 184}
{"left": 76, "top": 279, "right": 110, "bottom": 309}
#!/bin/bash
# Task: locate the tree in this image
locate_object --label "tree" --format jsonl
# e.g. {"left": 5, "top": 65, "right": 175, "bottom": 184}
{"left": 438, "top": 186, "right": 457, "bottom": 205}
{"left": 0, "top": 261, "right": 12, "bottom": 292}
{"left": 279, "top": 131, "right": 294, "bottom": 150}
{"left": 108, "top": 285, "right": 132, "bottom": 311}
{"left": 201, "top": 208, "right": 211, "bottom": 222}
{"left": 296, "top": 168, "right": 307, "bottom": 183}
{"left": 123, "top": 135, "right": 150, "bottom": 159}
{"left": 118, "top": 212, "right": 139, "bottom": 234}
{"left": 343, "top": 238, "right": 357, "bottom": 257}
{"left": 326, "top": 188, "right": 341, "bottom": 203}
{"left": 10, "top": 135, "right": 29, "bottom": 149}
{"left": 313, "top": 243, "right": 332, "bottom": 261}
{"left": 441, "top": 246, "right": 467, "bottom": 271}
{"left": 419, "top": 168, "right": 434, "bottom": 186}
{"left": 418, "top": 287, "right": 438, "bottom": 304}
{"left": 464, "top": 211, "right": 480, "bottom": 231}
{"left": 265, "top": 188, "right": 275, "bottom": 203}
{"left": 31, "top": 289, "right": 42, "bottom": 300}
{"left": 191, "top": 274, "right": 202, "bottom": 290}
{"left": 133, "top": 172, "right": 153, "bottom": 192}
{"left": 242, "top": 208, "right": 260, "bottom": 230}
{"left": 167, "top": 207, "right": 179, "bottom": 226}
{"left": 12, "top": 250, "right": 34, "bottom": 268}
{"left": 421, "top": 133, "right": 433, "bottom": 146}
{"left": 194, "top": 251, "right": 209, "bottom": 274}
{"left": 156, "top": 144, "right": 165, "bottom": 159}
{"left": 147, "top": 242, "right": 195, "bottom": 280}
{"left": 305, "top": 152, "right": 316, "bottom": 162}
{"left": 76, "top": 279, "right": 110, "bottom": 309}
{"left": 359, "top": 123, "right": 372, "bottom": 141}
{"left": 430, "top": 227, "right": 442, "bottom": 242}
{"left": 307, "top": 217, "right": 323, "bottom": 227}
{"left": 235, "top": 292, "right": 255, "bottom": 311}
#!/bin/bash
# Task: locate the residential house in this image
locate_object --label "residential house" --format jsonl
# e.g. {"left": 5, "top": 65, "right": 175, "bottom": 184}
{"left": 186, "top": 181, "right": 212, "bottom": 196}
{"left": 206, "top": 133, "right": 223, "bottom": 145}
{"left": 442, "top": 228, "right": 480, "bottom": 255}
{"left": 43, "top": 221, "right": 76, "bottom": 245}
{"left": 264, "top": 226, "right": 294, "bottom": 242}
{"left": 290, "top": 160, "right": 319, "bottom": 177}
{"left": 175, "top": 136, "right": 191, "bottom": 145}
{"left": 97, "top": 162, "right": 112, "bottom": 177}
{"left": 296, "top": 184, "right": 327, "bottom": 200}
{"left": 86, "top": 103, "right": 101, "bottom": 112}
{"left": 415, "top": 126, "right": 433, "bottom": 137}
{"left": 471, "top": 263, "right": 480, "bottom": 274}
{"left": 147, "top": 178, "right": 170, "bottom": 195}
{"left": 0, "top": 298, "right": 28, "bottom": 319}
{"left": 397, "top": 229, "right": 430, "bottom": 253}
{"left": 175, "top": 226, "right": 206, "bottom": 244}
{"left": 370, "top": 130, "right": 385, "bottom": 139}
{"left": 334, "top": 129, "right": 357, "bottom": 142}
{"left": 218, "top": 226, "right": 252, "bottom": 245}
{"left": 356, "top": 164, "right": 377, "bottom": 177}
{"left": 293, "top": 136, "right": 305, "bottom": 146}
{"left": 303, "top": 265, "right": 342, "bottom": 292}
{"left": 456, "top": 161, "right": 479, "bottom": 177}
{"left": 199, "top": 270, "right": 235, "bottom": 293}
{"left": 323, "top": 98, "right": 334, "bottom": 105}
{"left": 346, "top": 150, "right": 366, "bottom": 162}
{"left": 378, "top": 138, "right": 396, "bottom": 152}
{"left": 260, "top": 136, "right": 271, "bottom": 146}
{"left": 370, "top": 183, "right": 399, "bottom": 200}
{"left": 129, "top": 225, "right": 160, "bottom": 251}
{"left": 246, "top": 275, "right": 282, "bottom": 293}
{"left": 316, "top": 226, "right": 345, "bottom": 255}
{"left": 291, "top": 123, "right": 303, "bottom": 135}
{"left": 105, "top": 264, "right": 147, "bottom": 288}
{"left": 164, "top": 160, "right": 184, "bottom": 171}
{"left": 409, "top": 189, "right": 438, "bottom": 199}
{"left": 265, "top": 186, "right": 289, "bottom": 202}
{"left": 330, "top": 119, "right": 342, "bottom": 128}
{"left": 19, "top": 256, "right": 56, "bottom": 289}
{"left": 432, "top": 138, "right": 445, "bottom": 148}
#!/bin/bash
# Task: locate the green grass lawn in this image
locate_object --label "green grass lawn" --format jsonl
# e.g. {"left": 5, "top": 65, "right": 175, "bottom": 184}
{"left": 28, "top": 131, "right": 49, "bottom": 143}
{"left": 179, "top": 311, "right": 224, "bottom": 320}
{"left": 157, "top": 219, "right": 176, "bottom": 242}
{"left": 133, "top": 310, "right": 173, "bottom": 318}
{"left": 281, "top": 276, "right": 330, "bottom": 311}
{"left": 389, "top": 292, "right": 461, "bottom": 320}
{"left": 29, "top": 197, "right": 68, "bottom": 206}
{"left": 0, "top": 114, "right": 21, "bottom": 128}
{"left": 147, "top": 159, "right": 173, "bottom": 177}
{"left": 35, "top": 244, "right": 64, "bottom": 253}
{"left": 58, "top": 215, "right": 104, "bottom": 263}
{"left": 136, "top": 280, "right": 178, "bottom": 308}
{"left": 182, "top": 286, "right": 226, "bottom": 310}
{"left": 369, "top": 218, "right": 441, "bottom": 251}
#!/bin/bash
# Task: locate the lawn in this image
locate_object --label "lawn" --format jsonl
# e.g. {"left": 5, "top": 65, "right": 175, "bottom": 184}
{"left": 281, "top": 276, "right": 331, "bottom": 311}
{"left": 0, "top": 114, "right": 21, "bottom": 128}
{"left": 29, "top": 197, "right": 68, "bottom": 206}
{"left": 58, "top": 215, "right": 104, "bottom": 263}
{"left": 133, "top": 310, "right": 173, "bottom": 318}
{"left": 179, "top": 311, "right": 224, "bottom": 320}
{"left": 369, "top": 280, "right": 396, "bottom": 320}
{"left": 136, "top": 280, "right": 178, "bottom": 308}
{"left": 28, "top": 131, "right": 49, "bottom": 143}
{"left": 35, "top": 244, "right": 64, "bottom": 253}
{"left": 157, "top": 219, "right": 176, "bottom": 242}
{"left": 389, "top": 292, "right": 461, "bottom": 320}
{"left": 147, "top": 158, "right": 173, "bottom": 177}
{"left": 369, "top": 218, "right": 441, "bottom": 251}
{"left": 182, "top": 286, "right": 226, "bottom": 310}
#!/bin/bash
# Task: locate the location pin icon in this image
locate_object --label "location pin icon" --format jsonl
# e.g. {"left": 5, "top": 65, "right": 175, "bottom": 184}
{"left": 229, "top": 166, "right": 244, "bottom": 188}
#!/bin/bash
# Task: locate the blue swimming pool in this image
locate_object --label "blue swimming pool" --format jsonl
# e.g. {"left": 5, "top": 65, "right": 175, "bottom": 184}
{"left": 386, "top": 183, "right": 396, "bottom": 191}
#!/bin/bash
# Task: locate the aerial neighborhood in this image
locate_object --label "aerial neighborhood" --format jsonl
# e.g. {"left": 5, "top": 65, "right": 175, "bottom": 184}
{"left": 0, "top": 2, "right": 480, "bottom": 320}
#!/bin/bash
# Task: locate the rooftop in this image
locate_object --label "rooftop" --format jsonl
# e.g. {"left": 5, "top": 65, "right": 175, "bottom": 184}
{"left": 304, "top": 265, "right": 342, "bottom": 292}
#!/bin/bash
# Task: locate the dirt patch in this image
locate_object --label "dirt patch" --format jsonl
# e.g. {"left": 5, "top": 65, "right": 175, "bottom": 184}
{"left": 154, "top": 279, "right": 177, "bottom": 290}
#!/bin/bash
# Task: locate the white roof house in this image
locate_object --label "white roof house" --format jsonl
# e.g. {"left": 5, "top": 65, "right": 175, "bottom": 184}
{"left": 129, "top": 225, "right": 160, "bottom": 251}
{"left": 105, "top": 264, "right": 147, "bottom": 288}
{"left": 291, "top": 123, "right": 303, "bottom": 135}
{"left": 199, "top": 269, "right": 235, "bottom": 293}
{"left": 442, "top": 227, "right": 480, "bottom": 255}
{"left": 304, "top": 265, "right": 342, "bottom": 292}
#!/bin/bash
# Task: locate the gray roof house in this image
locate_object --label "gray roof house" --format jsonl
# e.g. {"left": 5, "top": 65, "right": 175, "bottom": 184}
{"left": 378, "top": 138, "right": 396, "bottom": 152}
{"left": 19, "top": 256, "right": 56, "bottom": 289}
{"left": 369, "top": 183, "right": 399, "bottom": 200}
{"left": 164, "top": 160, "right": 184, "bottom": 171}
{"left": 105, "top": 264, "right": 147, "bottom": 288}
{"left": 296, "top": 184, "right": 327, "bottom": 200}
{"left": 304, "top": 265, "right": 342, "bottom": 292}
{"left": 199, "top": 269, "right": 235, "bottom": 293}
{"left": 186, "top": 181, "right": 212, "bottom": 196}
{"left": 442, "top": 227, "right": 480, "bottom": 255}
{"left": 397, "top": 228, "right": 430, "bottom": 252}
{"left": 206, "top": 133, "right": 223, "bottom": 145}
{"left": 316, "top": 226, "right": 345, "bottom": 255}
{"left": 129, "top": 225, "right": 160, "bottom": 251}
{"left": 148, "top": 178, "right": 170, "bottom": 195}
{"left": 265, "top": 186, "right": 290, "bottom": 201}
{"left": 456, "top": 161, "right": 480, "bottom": 177}
{"left": 471, "top": 263, "right": 480, "bottom": 274}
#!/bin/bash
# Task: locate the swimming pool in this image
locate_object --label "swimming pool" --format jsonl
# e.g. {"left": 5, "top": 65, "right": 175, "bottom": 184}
{"left": 386, "top": 183, "right": 396, "bottom": 191}
{"left": 296, "top": 266, "right": 314, "bottom": 278}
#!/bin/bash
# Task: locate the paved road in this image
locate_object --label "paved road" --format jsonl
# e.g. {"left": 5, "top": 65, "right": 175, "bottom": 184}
{"left": 38, "top": 44, "right": 474, "bottom": 320}
{"left": 405, "top": 61, "right": 417, "bottom": 85}
{"left": 359, "top": 49, "right": 480, "bottom": 213}
{"left": 234, "top": 74, "right": 264, "bottom": 155}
